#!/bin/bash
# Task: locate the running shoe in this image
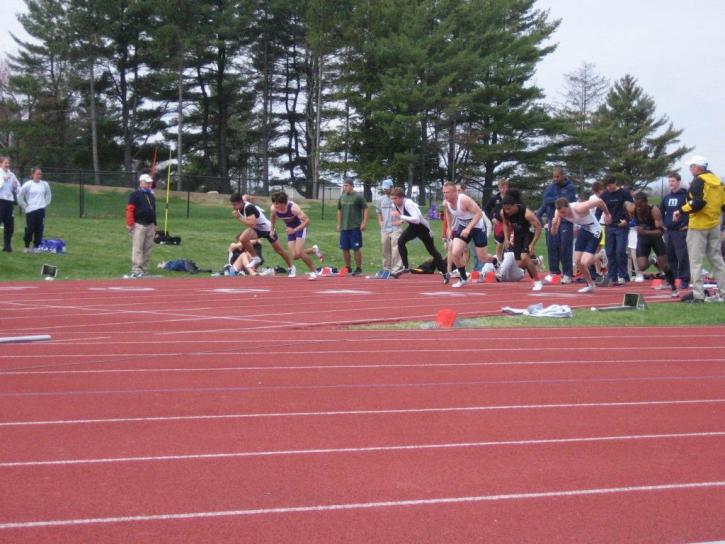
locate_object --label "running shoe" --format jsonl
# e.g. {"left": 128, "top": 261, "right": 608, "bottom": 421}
{"left": 543, "top": 274, "right": 553, "bottom": 283}
{"left": 442, "top": 272, "right": 450, "bottom": 285}
{"left": 532, "top": 280, "right": 543, "bottom": 291}
{"left": 259, "top": 268, "right": 275, "bottom": 276}
{"left": 311, "top": 244, "right": 324, "bottom": 261}
{"left": 308, "top": 272, "right": 318, "bottom": 280}
{"left": 288, "top": 265, "right": 297, "bottom": 277}
{"left": 671, "top": 289, "right": 680, "bottom": 298}
{"left": 633, "top": 275, "right": 645, "bottom": 283}
{"left": 351, "top": 267, "right": 363, "bottom": 276}
{"left": 451, "top": 278, "right": 468, "bottom": 288}
{"left": 560, "top": 275, "right": 572, "bottom": 284}
{"left": 578, "top": 284, "right": 595, "bottom": 294}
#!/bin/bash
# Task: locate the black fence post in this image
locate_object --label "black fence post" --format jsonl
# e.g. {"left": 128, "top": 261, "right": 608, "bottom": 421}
{"left": 187, "top": 190, "right": 190, "bottom": 218}
{"left": 79, "top": 170, "right": 84, "bottom": 218}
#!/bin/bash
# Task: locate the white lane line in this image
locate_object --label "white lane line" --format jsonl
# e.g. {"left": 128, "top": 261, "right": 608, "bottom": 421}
{"left": 2, "top": 398, "right": 724, "bottom": 427}
{"left": 3, "top": 431, "right": 724, "bottom": 468}
{"left": 3, "top": 374, "right": 724, "bottom": 398}
{"left": 1, "top": 481, "right": 724, "bottom": 529}
{"left": 3, "top": 357, "right": 724, "bottom": 376}
{"left": 4, "top": 345, "right": 724, "bottom": 360}
{"left": 3, "top": 332, "right": 724, "bottom": 347}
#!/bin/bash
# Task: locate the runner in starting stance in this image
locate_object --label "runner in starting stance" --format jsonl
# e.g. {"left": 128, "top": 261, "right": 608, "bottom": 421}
{"left": 270, "top": 191, "right": 324, "bottom": 277}
{"left": 552, "top": 196, "right": 611, "bottom": 293}
{"left": 442, "top": 181, "right": 492, "bottom": 287}
{"left": 230, "top": 193, "right": 295, "bottom": 276}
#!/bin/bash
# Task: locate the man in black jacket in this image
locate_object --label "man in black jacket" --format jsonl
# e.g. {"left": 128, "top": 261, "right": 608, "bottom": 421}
{"left": 661, "top": 172, "right": 690, "bottom": 288}
{"left": 599, "top": 175, "right": 633, "bottom": 286}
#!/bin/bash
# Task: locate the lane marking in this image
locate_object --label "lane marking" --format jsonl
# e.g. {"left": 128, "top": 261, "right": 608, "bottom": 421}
{"left": 4, "top": 344, "right": 725, "bottom": 360}
{"left": 3, "top": 357, "right": 724, "bottom": 376}
{"left": 0, "top": 286, "right": 36, "bottom": 291}
{"left": 2, "top": 374, "right": 724, "bottom": 398}
{"left": 206, "top": 288, "right": 270, "bottom": 294}
{"left": 315, "top": 289, "right": 373, "bottom": 295}
{"left": 3, "top": 431, "right": 724, "bottom": 468}
{"left": 2, "top": 398, "right": 724, "bottom": 427}
{"left": 88, "top": 287, "right": 156, "bottom": 292}
{"left": 1, "top": 481, "right": 724, "bottom": 529}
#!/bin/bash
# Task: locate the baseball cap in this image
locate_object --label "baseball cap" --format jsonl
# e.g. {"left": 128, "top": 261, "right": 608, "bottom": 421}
{"left": 684, "top": 155, "right": 708, "bottom": 168}
{"left": 139, "top": 174, "right": 154, "bottom": 184}
{"left": 342, "top": 177, "right": 354, "bottom": 186}
{"left": 381, "top": 179, "right": 393, "bottom": 190}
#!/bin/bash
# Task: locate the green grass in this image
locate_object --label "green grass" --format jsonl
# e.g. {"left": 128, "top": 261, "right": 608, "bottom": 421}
{"left": 1, "top": 183, "right": 518, "bottom": 281}
{"left": 354, "top": 302, "right": 725, "bottom": 329}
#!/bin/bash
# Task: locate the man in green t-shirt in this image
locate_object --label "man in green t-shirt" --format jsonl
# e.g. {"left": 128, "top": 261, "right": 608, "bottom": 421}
{"left": 337, "top": 177, "right": 369, "bottom": 275}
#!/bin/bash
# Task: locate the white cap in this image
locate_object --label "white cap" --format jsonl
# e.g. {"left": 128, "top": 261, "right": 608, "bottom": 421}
{"left": 139, "top": 174, "right": 153, "bottom": 184}
{"left": 684, "top": 155, "right": 708, "bottom": 168}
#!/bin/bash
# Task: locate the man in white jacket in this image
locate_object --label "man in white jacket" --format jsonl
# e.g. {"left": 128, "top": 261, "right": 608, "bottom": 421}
{"left": 0, "top": 156, "right": 20, "bottom": 252}
{"left": 17, "top": 167, "right": 52, "bottom": 252}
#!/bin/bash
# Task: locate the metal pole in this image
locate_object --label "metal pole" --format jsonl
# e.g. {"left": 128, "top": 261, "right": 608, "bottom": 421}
{"left": 79, "top": 170, "right": 84, "bottom": 218}
{"left": 321, "top": 181, "right": 325, "bottom": 220}
{"left": 186, "top": 190, "right": 190, "bottom": 219}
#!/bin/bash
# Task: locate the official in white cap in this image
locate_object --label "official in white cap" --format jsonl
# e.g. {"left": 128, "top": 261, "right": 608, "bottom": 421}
{"left": 124, "top": 169, "right": 157, "bottom": 278}
{"left": 674, "top": 155, "right": 725, "bottom": 302}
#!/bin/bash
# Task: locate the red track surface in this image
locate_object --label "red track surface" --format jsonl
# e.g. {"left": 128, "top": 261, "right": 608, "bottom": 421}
{"left": 1, "top": 275, "right": 724, "bottom": 543}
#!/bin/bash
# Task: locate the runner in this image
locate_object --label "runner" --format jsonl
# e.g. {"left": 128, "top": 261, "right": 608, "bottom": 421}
{"left": 269, "top": 191, "right": 324, "bottom": 277}
{"left": 442, "top": 181, "right": 492, "bottom": 288}
{"left": 229, "top": 193, "right": 295, "bottom": 276}
{"left": 627, "top": 193, "right": 678, "bottom": 297}
{"left": 389, "top": 187, "right": 446, "bottom": 279}
{"left": 500, "top": 194, "right": 543, "bottom": 291}
{"left": 552, "top": 196, "right": 611, "bottom": 293}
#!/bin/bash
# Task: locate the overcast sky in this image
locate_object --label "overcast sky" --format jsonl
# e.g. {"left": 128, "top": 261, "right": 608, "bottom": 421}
{"left": 1, "top": 0, "right": 724, "bottom": 177}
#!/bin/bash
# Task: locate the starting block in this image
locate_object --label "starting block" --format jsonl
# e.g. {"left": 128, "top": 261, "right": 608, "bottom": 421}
{"left": 591, "top": 293, "right": 648, "bottom": 312}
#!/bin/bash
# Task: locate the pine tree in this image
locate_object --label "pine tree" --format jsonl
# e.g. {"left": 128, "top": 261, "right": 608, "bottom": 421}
{"left": 7, "top": 0, "right": 78, "bottom": 171}
{"left": 555, "top": 62, "right": 610, "bottom": 183}
{"left": 591, "top": 74, "right": 691, "bottom": 189}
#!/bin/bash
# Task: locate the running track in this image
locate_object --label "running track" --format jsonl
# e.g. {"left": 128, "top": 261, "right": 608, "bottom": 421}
{"left": 1, "top": 275, "right": 724, "bottom": 543}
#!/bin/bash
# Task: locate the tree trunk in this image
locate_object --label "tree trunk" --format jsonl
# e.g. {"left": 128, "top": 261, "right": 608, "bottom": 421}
{"left": 176, "top": 62, "right": 183, "bottom": 191}
{"left": 89, "top": 59, "right": 100, "bottom": 185}
{"left": 216, "top": 46, "right": 227, "bottom": 179}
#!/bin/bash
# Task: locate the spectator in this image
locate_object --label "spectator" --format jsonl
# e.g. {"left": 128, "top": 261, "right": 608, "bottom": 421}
{"left": 0, "top": 156, "right": 20, "bottom": 252}
{"left": 599, "top": 175, "right": 633, "bottom": 286}
{"left": 674, "top": 156, "right": 725, "bottom": 303}
{"left": 375, "top": 179, "right": 403, "bottom": 277}
{"left": 539, "top": 166, "right": 576, "bottom": 283}
{"left": 337, "top": 177, "right": 368, "bottom": 276}
{"left": 125, "top": 171, "right": 157, "bottom": 278}
{"left": 17, "top": 167, "right": 52, "bottom": 253}
{"left": 662, "top": 172, "right": 690, "bottom": 287}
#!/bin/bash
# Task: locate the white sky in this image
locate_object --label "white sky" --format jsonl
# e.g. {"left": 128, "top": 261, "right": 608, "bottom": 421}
{"left": 1, "top": 0, "right": 724, "bottom": 176}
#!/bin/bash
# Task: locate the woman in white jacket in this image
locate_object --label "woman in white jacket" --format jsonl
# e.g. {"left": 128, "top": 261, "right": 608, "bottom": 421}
{"left": 17, "top": 167, "right": 52, "bottom": 252}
